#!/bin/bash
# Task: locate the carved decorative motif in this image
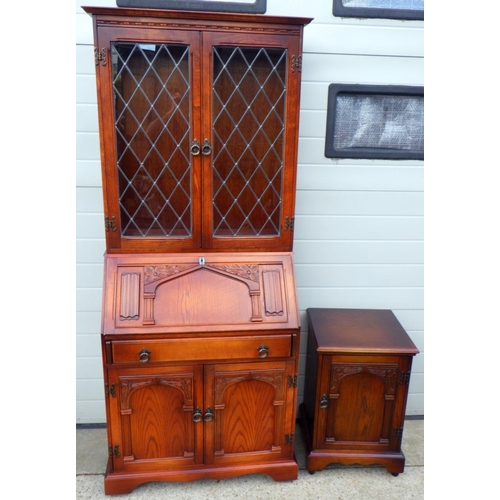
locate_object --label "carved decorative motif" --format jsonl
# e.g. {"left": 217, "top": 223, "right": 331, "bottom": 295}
{"left": 214, "top": 375, "right": 247, "bottom": 401}
{"left": 209, "top": 264, "right": 259, "bottom": 283}
{"left": 144, "top": 265, "right": 196, "bottom": 285}
{"left": 120, "top": 378, "right": 155, "bottom": 410}
{"left": 143, "top": 293, "right": 155, "bottom": 325}
{"left": 214, "top": 371, "right": 284, "bottom": 401}
{"left": 252, "top": 372, "right": 284, "bottom": 398}
{"left": 330, "top": 366, "right": 363, "bottom": 390}
{"left": 365, "top": 366, "right": 397, "bottom": 392}
{"left": 119, "top": 376, "right": 193, "bottom": 410}
{"left": 157, "top": 377, "right": 193, "bottom": 401}
{"left": 120, "top": 273, "right": 140, "bottom": 320}
{"left": 97, "top": 19, "right": 300, "bottom": 36}
{"left": 330, "top": 365, "right": 398, "bottom": 393}
{"left": 263, "top": 270, "right": 283, "bottom": 316}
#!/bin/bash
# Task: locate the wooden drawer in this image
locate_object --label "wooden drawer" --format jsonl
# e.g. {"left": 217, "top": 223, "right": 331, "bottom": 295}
{"left": 110, "top": 335, "right": 292, "bottom": 364}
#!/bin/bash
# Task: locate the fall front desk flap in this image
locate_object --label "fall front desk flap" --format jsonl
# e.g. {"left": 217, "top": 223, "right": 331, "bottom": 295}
{"left": 101, "top": 252, "right": 300, "bottom": 335}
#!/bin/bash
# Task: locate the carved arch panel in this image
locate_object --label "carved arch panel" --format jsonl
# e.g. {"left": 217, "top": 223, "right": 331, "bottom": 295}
{"left": 205, "top": 361, "right": 294, "bottom": 464}
{"left": 143, "top": 264, "right": 262, "bottom": 325}
{"left": 109, "top": 366, "right": 203, "bottom": 470}
{"left": 324, "top": 362, "right": 400, "bottom": 447}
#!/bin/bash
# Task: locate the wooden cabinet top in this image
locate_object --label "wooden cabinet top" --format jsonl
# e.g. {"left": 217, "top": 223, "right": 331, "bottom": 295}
{"left": 82, "top": 6, "right": 312, "bottom": 27}
{"left": 307, "top": 308, "right": 419, "bottom": 356}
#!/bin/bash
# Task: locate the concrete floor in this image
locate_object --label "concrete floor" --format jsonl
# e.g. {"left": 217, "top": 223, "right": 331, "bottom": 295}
{"left": 76, "top": 418, "right": 423, "bottom": 499}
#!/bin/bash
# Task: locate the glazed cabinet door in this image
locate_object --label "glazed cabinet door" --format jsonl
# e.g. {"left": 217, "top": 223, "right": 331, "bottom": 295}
{"left": 93, "top": 23, "right": 303, "bottom": 253}
{"left": 106, "top": 364, "right": 204, "bottom": 472}
{"left": 94, "top": 26, "right": 203, "bottom": 253}
{"left": 315, "top": 355, "right": 409, "bottom": 452}
{"left": 201, "top": 32, "right": 303, "bottom": 251}
{"left": 204, "top": 360, "right": 297, "bottom": 465}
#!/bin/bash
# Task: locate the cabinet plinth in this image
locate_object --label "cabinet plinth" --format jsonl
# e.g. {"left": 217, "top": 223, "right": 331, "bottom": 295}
{"left": 300, "top": 308, "right": 419, "bottom": 476}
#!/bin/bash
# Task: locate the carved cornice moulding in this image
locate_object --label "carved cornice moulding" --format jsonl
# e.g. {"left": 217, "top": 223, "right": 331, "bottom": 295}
{"left": 96, "top": 19, "right": 300, "bottom": 35}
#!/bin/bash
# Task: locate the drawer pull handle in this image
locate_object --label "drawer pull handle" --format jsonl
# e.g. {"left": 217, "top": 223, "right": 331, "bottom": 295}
{"left": 138, "top": 348, "right": 151, "bottom": 363}
{"left": 257, "top": 344, "right": 269, "bottom": 358}
{"left": 319, "top": 394, "right": 329, "bottom": 409}
{"left": 204, "top": 407, "right": 214, "bottom": 422}
{"left": 193, "top": 407, "right": 203, "bottom": 423}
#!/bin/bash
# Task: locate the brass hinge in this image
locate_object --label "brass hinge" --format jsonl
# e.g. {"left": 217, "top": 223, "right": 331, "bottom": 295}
{"left": 105, "top": 383, "right": 116, "bottom": 398}
{"left": 287, "top": 374, "right": 298, "bottom": 388}
{"left": 291, "top": 54, "right": 302, "bottom": 73}
{"left": 105, "top": 215, "right": 116, "bottom": 232}
{"left": 284, "top": 433, "right": 294, "bottom": 446}
{"left": 109, "top": 444, "right": 120, "bottom": 458}
{"left": 399, "top": 372, "right": 411, "bottom": 385}
{"left": 95, "top": 47, "right": 107, "bottom": 66}
{"left": 319, "top": 394, "right": 329, "bottom": 409}
{"left": 393, "top": 428, "right": 404, "bottom": 440}
{"left": 284, "top": 216, "right": 295, "bottom": 232}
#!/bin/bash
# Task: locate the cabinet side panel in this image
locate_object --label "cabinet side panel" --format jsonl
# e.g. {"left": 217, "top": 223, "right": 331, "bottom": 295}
{"left": 302, "top": 324, "right": 319, "bottom": 423}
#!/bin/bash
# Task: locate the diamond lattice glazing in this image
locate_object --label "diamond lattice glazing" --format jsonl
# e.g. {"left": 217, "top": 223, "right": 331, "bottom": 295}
{"left": 112, "top": 43, "right": 192, "bottom": 238}
{"left": 212, "top": 47, "right": 287, "bottom": 237}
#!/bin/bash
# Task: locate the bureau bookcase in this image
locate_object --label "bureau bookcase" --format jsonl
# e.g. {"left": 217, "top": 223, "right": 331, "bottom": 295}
{"left": 83, "top": 6, "right": 311, "bottom": 495}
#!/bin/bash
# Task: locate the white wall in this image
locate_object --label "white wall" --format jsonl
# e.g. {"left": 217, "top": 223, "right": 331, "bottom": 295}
{"left": 75, "top": 0, "right": 424, "bottom": 423}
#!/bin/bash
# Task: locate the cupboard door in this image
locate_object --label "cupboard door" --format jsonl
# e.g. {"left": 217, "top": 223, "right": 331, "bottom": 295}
{"left": 95, "top": 27, "right": 203, "bottom": 253}
{"left": 107, "top": 365, "right": 204, "bottom": 471}
{"left": 204, "top": 361, "right": 296, "bottom": 465}
{"left": 201, "top": 32, "right": 302, "bottom": 251}
{"left": 315, "top": 356, "right": 401, "bottom": 452}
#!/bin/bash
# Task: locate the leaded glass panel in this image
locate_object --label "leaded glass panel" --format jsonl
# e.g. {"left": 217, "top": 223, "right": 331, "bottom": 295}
{"left": 112, "top": 42, "right": 192, "bottom": 238}
{"left": 212, "top": 46, "right": 286, "bottom": 238}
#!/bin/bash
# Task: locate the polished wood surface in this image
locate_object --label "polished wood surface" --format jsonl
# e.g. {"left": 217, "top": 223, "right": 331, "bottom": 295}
{"left": 82, "top": 6, "right": 312, "bottom": 26}
{"left": 101, "top": 252, "right": 300, "bottom": 494}
{"left": 84, "top": 6, "right": 309, "bottom": 493}
{"left": 102, "top": 252, "right": 300, "bottom": 334}
{"left": 301, "top": 308, "right": 418, "bottom": 476}
{"left": 307, "top": 308, "right": 419, "bottom": 354}
{"left": 110, "top": 335, "right": 293, "bottom": 363}
{"left": 84, "top": 6, "right": 311, "bottom": 254}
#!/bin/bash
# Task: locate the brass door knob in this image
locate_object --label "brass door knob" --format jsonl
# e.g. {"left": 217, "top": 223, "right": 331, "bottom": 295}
{"left": 190, "top": 139, "right": 201, "bottom": 155}
{"left": 204, "top": 407, "right": 214, "bottom": 422}
{"left": 193, "top": 407, "right": 203, "bottom": 423}
{"left": 201, "top": 139, "right": 212, "bottom": 156}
